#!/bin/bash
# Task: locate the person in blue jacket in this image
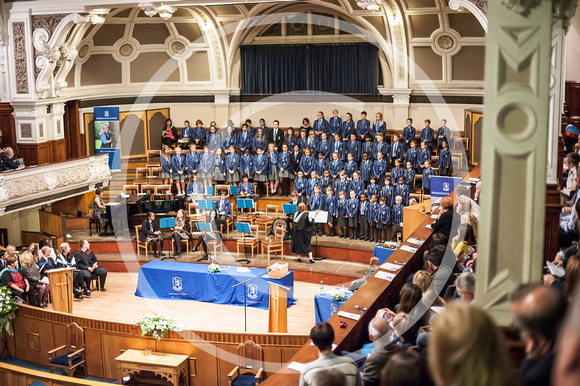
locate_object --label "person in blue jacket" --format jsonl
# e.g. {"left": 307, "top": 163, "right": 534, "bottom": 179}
{"left": 391, "top": 195, "right": 404, "bottom": 242}
{"left": 305, "top": 130, "right": 319, "bottom": 155}
{"left": 331, "top": 133, "right": 346, "bottom": 160}
{"left": 346, "top": 190, "right": 360, "bottom": 239}
{"left": 238, "top": 174, "right": 255, "bottom": 197}
{"left": 186, "top": 143, "right": 200, "bottom": 180}
{"left": 252, "top": 127, "right": 268, "bottom": 153}
{"left": 405, "top": 139, "right": 418, "bottom": 169}
{"left": 236, "top": 123, "right": 252, "bottom": 153}
{"left": 294, "top": 170, "right": 307, "bottom": 204}
{"left": 267, "top": 142, "right": 279, "bottom": 196}
{"left": 309, "top": 184, "right": 325, "bottom": 235}
{"left": 402, "top": 118, "right": 416, "bottom": 153}
{"left": 329, "top": 151, "right": 343, "bottom": 180}
{"left": 373, "top": 133, "right": 389, "bottom": 162}
{"left": 381, "top": 178, "right": 396, "bottom": 207}
{"left": 186, "top": 174, "right": 203, "bottom": 195}
{"left": 239, "top": 148, "right": 254, "bottom": 180}
{"left": 329, "top": 109, "right": 342, "bottom": 137}
{"left": 344, "top": 153, "right": 357, "bottom": 179}
{"left": 199, "top": 145, "right": 214, "bottom": 190}
{"left": 416, "top": 141, "right": 431, "bottom": 173}
{"left": 171, "top": 146, "right": 187, "bottom": 195}
{"left": 360, "top": 152, "right": 373, "bottom": 184}
{"left": 212, "top": 148, "right": 226, "bottom": 184}
{"left": 437, "top": 119, "right": 451, "bottom": 151}
{"left": 253, "top": 147, "right": 269, "bottom": 197}
{"left": 422, "top": 160, "right": 436, "bottom": 195}
{"left": 299, "top": 147, "right": 314, "bottom": 178}
{"left": 314, "top": 152, "right": 327, "bottom": 177}
{"left": 296, "top": 129, "right": 308, "bottom": 152}
{"left": 362, "top": 134, "right": 374, "bottom": 160}
{"left": 222, "top": 125, "right": 237, "bottom": 150}
{"left": 368, "top": 194, "right": 379, "bottom": 242}
{"left": 192, "top": 119, "right": 206, "bottom": 148}
{"left": 421, "top": 119, "right": 435, "bottom": 151}
{"left": 180, "top": 120, "right": 193, "bottom": 148}
{"left": 161, "top": 145, "right": 173, "bottom": 187}
{"left": 306, "top": 171, "right": 320, "bottom": 199}
{"left": 312, "top": 111, "right": 329, "bottom": 138}
{"left": 350, "top": 171, "right": 365, "bottom": 198}
{"left": 366, "top": 176, "right": 380, "bottom": 199}
{"left": 403, "top": 161, "right": 416, "bottom": 190}
{"left": 395, "top": 176, "right": 410, "bottom": 206}
{"left": 358, "top": 193, "right": 370, "bottom": 241}
{"left": 346, "top": 133, "right": 361, "bottom": 162}
{"left": 324, "top": 186, "right": 337, "bottom": 237}
{"left": 376, "top": 196, "right": 391, "bottom": 244}
{"left": 335, "top": 170, "right": 350, "bottom": 195}
{"left": 389, "top": 134, "right": 404, "bottom": 167}
{"left": 391, "top": 159, "right": 404, "bottom": 185}
{"left": 207, "top": 125, "right": 222, "bottom": 154}
{"left": 372, "top": 112, "right": 387, "bottom": 138}
{"left": 285, "top": 127, "right": 296, "bottom": 151}
{"left": 278, "top": 143, "right": 292, "bottom": 196}
{"left": 438, "top": 139, "right": 452, "bottom": 176}
{"left": 372, "top": 152, "right": 387, "bottom": 185}
{"left": 341, "top": 113, "right": 355, "bottom": 143}
{"left": 225, "top": 145, "right": 240, "bottom": 185}
{"left": 215, "top": 191, "right": 232, "bottom": 233}
{"left": 337, "top": 190, "right": 349, "bottom": 239}
{"left": 356, "top": 111, "right": 371, "bottom": 141}
{"left": 318, "top": 132, "right": 332, "bottom": 159}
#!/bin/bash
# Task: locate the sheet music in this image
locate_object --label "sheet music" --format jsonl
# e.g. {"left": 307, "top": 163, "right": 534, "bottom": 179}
{"left": 407, "top": 238, "right": 424, "bottom": 246}
{"left": 288, "top": 362, "right": 305, "bottom": 372}
{"left": 400, "top": 245, "right": 418, "bottom": 253}
{"left": 380, "top": 262, "right": 402, "bottom": 272}
{"left": 375, "top": 271, "right": 396, "bottom": 281}
{"left": 337, "top": 310, "right": 361, "bottom": 321}
{"left": 430, "top": 214, "right": 438, "bottom": 219}
{"left": 547, "top": 261, "right": 565, "bottom": 277}
{"left": 308, "top": 211, "right": 329, "bottom": 223}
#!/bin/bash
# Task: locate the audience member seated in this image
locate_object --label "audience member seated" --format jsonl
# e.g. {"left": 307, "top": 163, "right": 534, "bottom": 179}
{"left": 39, "top": 238, "right": 57, "bottom": 260}
{"left": 361, "top": 316, "right": 403, "bottom": 386}
{"left": 511, "top": 284, "right": 567, "bottom": 386}
{"left": 2, "top": 147, "right": 24, "bottom": 171}
{"left": 554, "top": 277, "right": 580, "bottom": 386}
{"left": 562, "top": 153, "right": 580, "bottom": 201}
{"left": 412, "top": 270, "right": 445, "bottom": 308}
{"left": 0, "top": 255, "right": 33, "bottom": 304}
{"left": 38, "top": 246, "right": 57, "bottom": 273}
{"left": 559, "top": 165, "right": 580, "bottom": 248}
{"left": 430, "top": 197, "right": 456, "bottom": 240}
{"left": 140, "top": 212, "right": 165, "bottom": 258}
{"left": 455, "top": 272, "right": 476, "bottom": 303}
{"left": 0, "top": 250, "right": 8, "bottom": 269}
{"left": 391, "top": 313, "right": 419, "bottom": 349}
{"left": 349, "top": 257, "right": 380, "bottom": 292}
{"left": 428, "top": 302, "right": 512, "bottom": 386}
{"left": 379, "top": 349, "right": 433, "bottom": 386}
{"left": 19, "top": 251, "right": 49, "bottom": 307}
{"left": 74, "top": 240, "right": 107, "bottom": 293}
{"left": 55, "top": 242, "right": 86, "bottom": 299}
{"left": 312, "top": 368, "right": 347, "bottom": 386}
{"left": 299, "top": 322, "right": 361, "bottom": 386}
{"left": 544, "top": 254, "right": 580, "bottom": 299}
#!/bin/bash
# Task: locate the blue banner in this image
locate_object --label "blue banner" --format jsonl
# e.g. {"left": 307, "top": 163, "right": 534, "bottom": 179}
{"left": 430, "top": 176, "right": 463, "bottom": 201}
{"left": 94, "top": 106, "right": 120, "bottom": 171}
{"left": 94, "top": 107, "right": 119, "bottom": 121}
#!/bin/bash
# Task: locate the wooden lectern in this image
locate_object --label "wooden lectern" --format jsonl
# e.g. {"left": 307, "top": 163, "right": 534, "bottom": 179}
{"left": 403, "top": 203, "right": 429, "bottom": 240}
{"left": 268, "top": 283, "right": 290, "bottom": 333}
{"left": 46, "top": 268, "right": 74, "bottom": 313}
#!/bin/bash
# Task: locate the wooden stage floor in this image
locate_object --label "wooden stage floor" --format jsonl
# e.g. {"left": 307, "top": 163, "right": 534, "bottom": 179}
{"left": 62, "top": 272, "right": 321, "bottom": 335}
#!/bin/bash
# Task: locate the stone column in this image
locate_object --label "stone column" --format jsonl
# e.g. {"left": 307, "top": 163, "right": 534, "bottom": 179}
{"left": 475, "top": 0, "right": 553, "bottom": 325}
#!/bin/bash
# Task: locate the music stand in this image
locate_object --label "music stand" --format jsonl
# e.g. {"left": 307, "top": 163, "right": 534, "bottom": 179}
{"left": 159, "top": 217, "right": 176, "bottom": 261}
{"left": 310, "top": 211, "right": 329, "bottom": 261}
{"left": 205, "top": 186, "right": 215, "bottom": 196}
{"left": 195, "top": 222, "right": 217, "bottom": 262}
{"left": 236, "top": 198, "right": 254, "bottom": 216}
{"left": 235, "top": 222, "right": 253, "bottom": 264}
{"left": 229, "top": 186, "right": 239, "bottom": 195}
{"left": 282, "top": 204, "right": 297, "bottom": 240}
{"left": 198, "top": 199, "right": 215, "bottom": 211}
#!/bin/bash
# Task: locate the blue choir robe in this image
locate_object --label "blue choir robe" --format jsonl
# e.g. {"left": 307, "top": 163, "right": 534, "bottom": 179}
{"left": 437, "top": 126, "right": 451, "bottom": 147}
{"left": 326, "top": 195, "right": 337, "bottom": 216}
{"left": 207, "top": 133, "right": 222, "bottom": 152}
{"left": 253, "top": 154, "right": 269, "bottom": 175}
{"left": 335, "top": 178, "right": 351, "bottom": 195}
{"left": 389, "top": 142, "right": 403, "bottom": 162}
{"left": 360, "top": 160, "right": 373, "bottom": 182}
{"left": 372, "top": 159, "right": 387, "bottom": 180}
{"left": 296, "top": 136, "right": 308, "bottom": 152}
{"left": 314, "top": 158, "right": 328, "bottom": 177}
{"left": 299, "top": 155, "right": 314, "bottom": 176}
{"left": 312, "top": 118, "right": 329, "bottom": 135}
{"left": 422, "top": 168, "right": 436, "bottom": 189}
{"left": 346, "top": 140, "right": 361, "bottom": 162}
{"left": 294, "top": 178, "right": 306, "bottom": 196}
{"left": 369, "top": 202, "right": 380, "bottom": 224}
{"left": 193, "top": 127, "right": 206, "bottom": 142}
{"left": 329, "top": 159, "right": 343, "bottom": 179}
{"left": 225, "top": 153, "right": 239, "bottom": 173}
{"left": 161, "top": 156, "right": 172, "bottom": 174}
{"left": 405, "top": 148, "right": 418, "bottom": 167}
{"left": 216, "top": 198, "right": 232, "bottom": 218}
{"left": 278, "top": 151, "right": 290, "bottom": 173}
{"left": 318, "top": 139, "right": 332, "bottom": 159}
{"left": 329, "top": 117, "right": 342, "bottom": 136}
{"left": 391, "top": 166, "right": 404, "bottom": 184}
{"left": 186, "top": 151, "right": 200, "bottom": 174}
{"left": 344, "top": 161, "right": 357, "bottom": 178}
{"left": 330, "top": 140, "right": 345, "bottom": 160}
{"left": 309, "top": 192, "right": 324, "bottom": 210}
{"left": 306, "top": 178, "right": 320, "bottom": 197}
{"left": 186, "top": 181, "right": 203, "bottom": 194}
{"left": 171, "top": 154, "right": 186, "bottom": 176}
{"left": 346, "top": 198, "right": 360, "bottom": 218}
{"left": 377, "top": 204, "right": 390, "bottom": 226}
{"left": 392, "top": 204, "right": 404, "bottom": 224}
{"left": 222, "top": 134, "right": 237, "bottom": 150}
{"left": 359, "top": 200, "right": 370, "bottom": 219}
{"left": 366, "top": 183, "right": 380, "bottom": 198}
{"left": 373, "top": 142, "right": 389, "bottom": 161}
{"left": 402, "top": 125, "right": 416, "bottom": 143}
{"left": 252, "top": 137, "right": 267, "bottom": 152}
{"left": 321, "top": 176, "right": 333, "bottom": 191}
{"left": 362, "top": 141, "right": 374, "bottom": 160}
{"left": 438, "top": 147, "right": 451, "bottom": 168}
{"left": 395, "top": 184, "right": 410, "bottom": 206}
{"left": 421, "top": 127, "right": 434, "bottom": 147}
{"left": 236, "top": 131, "right": 252, "bottom": 150}
{"left": 403, "top": 168, "right": 416, "bottom": 188}
{"left": 239, "top": 181, "right": 255, "bottom": 195}
{"left": 268, "top": 151, "right": 278, "bottom": 174}
{"left": 372, "top": 121, "right": 387, "bottom": 137}
{"left": 382, "top": 185, "right": 396, "bottom": 206}
{"left": 416, "top": 149, "right": 431, "bottom": 169}
{"left": 351, "top": 179, "right": 365, "bottom": 197}
{"left": 239, "top": 154, "right": 254, "bottom": 176}
{"left": 341, "top": 120, "right": 355, "bottom": 141}
{"left": 356, "top": 119, "right": 371, "bottom": 140}
{"left": 214, "top": 156, "right": 226, "bottom": 174}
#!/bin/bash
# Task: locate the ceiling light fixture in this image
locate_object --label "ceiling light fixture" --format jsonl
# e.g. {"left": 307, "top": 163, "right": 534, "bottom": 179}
{"left": 357, "top": 0, "right": 381, "bottom": 11}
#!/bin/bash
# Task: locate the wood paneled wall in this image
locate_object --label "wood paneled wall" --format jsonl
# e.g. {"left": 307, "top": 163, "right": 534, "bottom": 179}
{"left": 18, "top": 139, "right": 67, "bottom": 166}
{"left": 0, "top": 103, "right": 16, "bottom": 151}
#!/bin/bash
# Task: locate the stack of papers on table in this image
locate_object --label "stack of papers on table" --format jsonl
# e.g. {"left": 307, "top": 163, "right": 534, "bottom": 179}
{"left": 375, "top": 271, "right": 396, "bottom": 281}
{"left": 400, "top": 245, "right": 418, "bottom": 253}
{"left": 380, "top": 262, "right": 402, "bottom": 272}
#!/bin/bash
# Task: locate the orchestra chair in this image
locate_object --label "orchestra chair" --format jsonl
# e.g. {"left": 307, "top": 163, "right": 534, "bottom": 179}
{"left": 236, "top": 224, "right": 259, "bottom": 260}
{"left": 90, "top": 276, "right": 101, "bottom": 292}
{"left": 149, "top": 166, "right": 163, "bottom": 179}
{"left": 228, "top": 340, "right": 263, "bottom": 385}
{"left": 413, "top": 175, "right": 422, "bottom": 193}
{"left": 48, "top": 322, "right": 87, "bottom": 377}
{"left": 123, "top": 184, "right": 139, "bottom": 195}
{"left": 188, "top": 202, "right": 200, "bottom": 217}
{"left": 206, "top": 231, "right": 223, "bottom": 256}
{"left": 252, "top": 182, "right": 270, "bottom": 197}
{"left": 236, "top": 202, "right": 257, "bottom": 225}
{"left": 256, "top": 205, "right": 278, "bottom": 235}
{"left": 154, "top": 185, "right": 172, "bottom": 200}
{"left": 135, "top": 167, "right": 149, "bottom": 180}
{"left": 141, "top": 185, "right": 156, "bottom": 197}
{"left": 135, "top": 225, "right": 153, "bottom": 259}
{"left": 215, "top": 184, "right": 230, "bottom": 197}
{"left": 260, "top": 226, "right": 285, "bottom": 265}
{"left": 146, "top": 149, "right": 161, "bottom": 168}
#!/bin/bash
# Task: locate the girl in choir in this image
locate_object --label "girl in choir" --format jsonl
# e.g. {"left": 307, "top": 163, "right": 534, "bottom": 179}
{"left": 278, "top": 143, "right": 292, "bottom": 196}
{"left": 306, "top": 130, "right": 319, "bottom": 154}
{"left": 171, "top": 146, "right": 187, "bottom": 195}
{"left": 391, "top": 159, "right": 404, "bottom": 184}
{"left": 309, "top": 184, "right": 325, "bottom": 236}
{"left": 373, "top": 112, "right": 387, "bottom": 138}
{"left": 161, "top": 145, "right": 173, "bottom": 187}
{"left": 369, "top": 194, "right": 379, "bottom": 242}
{"left": 253, "top": 127, "right": 267, "bottom": 153}
{"left": 347, "top": 133, "right": 361, "bottom": 162}
{"left": 335, "top": 170, "right": 350, "bottom": 196}
{"left": 344, "top": 153, "right": 357, "bottom": 179}
{"left": 240, "top": 148, "right": 254, "bottom": 180}
{"left": 238, "top": 174, "right": 255, "bottom": 197}
{"left": 222, "top": 125, "right": 237, "bottom": 150}
{"left": 186, "top": 174, "right": 204, "bottom": 195}
{"left": 314, "top": 151, "right": 327, "bottom": 177}
{"left": 332, "top": 132, "right": 345, "bottom": 160}
{"left": 405, "top": 140, "right": 418, "bottom": 171}
{"left": 267, "top": 142, "right": 279, "bottom": 195}
{"left": 360, "top": 152, "right": 373, "bottom": 185}
{"left": 422, "top": 160, "right": 436, "bottom": 195}
{"left": 329, "top": 109, "right": 342, "bottom": 137}
{"left": 253, "top": 147, "right": 269, "bottom": 197}
{"left": 359, "top": 193, "right": 370, "bottom": 241}
{"left": 366, "top": 176, "right": 380, "bottom": 198}
{"left": 382, "top": 178, "right": 396, "bottom": 206}
{"left": 337, "top": 190, "right": 349, "bottom": 238}
{"left": 285, "top": 127, "right": 296, "bottom": 150}
{"left": 294, "top": 170, "right": 307, "bottom": 204}
{"left": 341, "top": 112, "right": 355, "bottom": 142}
{"left": 362, "top": 134, "right": 374, "bottom": 160}
{"left": 199, "top": 145, "right": 214, "bottom": 189}
{"left": 225, "top": 145, "right": 240, "bottom": 186}
{"left": 207, "top": 125, "right": 221, "bottom": 154}
{"left": 347, "top": 190, "right": 360, "bottom": 240}
{"left": 376, "top": 196, "right": 391, "bottom": 244}
{"left": 351, "top": 171, "right": 365, "bottom": 198}
{"left": 297, "top": 129, "right": 308, "bottom": 151}
{"left": 395, "top": 176, "right": 410, "bottom": 206}
{"left": 213, "top": 147, "right": 226, "bottom": 184}
{"left": 325, "top": 186, "right": 337, "bottom": 237}
{"left": 416, "top": 140, "right": 431, "bottom": 172}
{"left": 306, "top": 170, "right": 319, "bottom": 200}
{"left": 391, "top": 195, "right": 404, "bottom": 242}
{"left": 403, "top": 161, "right": 416, "bottom": 190}
{"left": 329, "top": 151, "right": 343, "bottom": 180}
{"left": 372, "top": 151, "right": 388, "bottom": 186}
{"left": 321, "top": 169, "right": 333, "bottom": 191}
{"left": 438, "top": 139, "right": 452, "bottom": 176}
{"left": 299, "top": 147, "right": 314, "bottom": 178}
{"left": 186, "top": 143, "right": 200, "bottom": 180}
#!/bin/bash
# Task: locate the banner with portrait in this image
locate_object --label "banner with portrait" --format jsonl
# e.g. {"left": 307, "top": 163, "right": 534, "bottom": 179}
{"left": 94, "top": 107, "right": 121, "bottom": 171}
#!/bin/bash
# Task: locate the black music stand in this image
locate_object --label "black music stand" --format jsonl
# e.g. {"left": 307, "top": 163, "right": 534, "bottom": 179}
{"left": 235, "top": 222, "right": 253, "bottom": 264}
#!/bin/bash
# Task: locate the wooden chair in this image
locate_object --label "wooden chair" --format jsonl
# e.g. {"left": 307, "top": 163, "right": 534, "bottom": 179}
{"left": 141, "top": 185, "right": 156, "bottom": 196}
{"left": 188, "top": 202, "right": 200, "bottom": 216}
{"left": 215, "top": 184, "right": 230, "bottom": 197}
{"left": 150, "top": 167, "right": 163, "bottom": 179}
{"left": 206, "top": 231, "right": 223, "bottom": 256}
{"left": 48, "top": 322, "right": 87, "bottom": 377}
{"left": 135, "top": 225, "right": 152, "bottom": 259}
{"left": 256, "top": 205, "right": 278, "bottom": 235}
{"left": 260, "top": 226, "right": 285, "bottom": 265}
{"left": 170, "top": 231, "right": 190, "bottom": 255}
{"left": 90, "top": 276, "right": 101, "bottom": 291}
{"left": 146, "top": 149, "right": 161, "bottom": 168}
{"left": 155, "top": 185, "right": 172, "bottom": 200}
{"left": 123, "top": 184, "right": 139, "bottom": 195}
{"left": 136, "top": 167, "right": 149, "bottom": 180}
{"left": 228, "top": 340, "right": 263, "bottom": 385}
{"left": 236, "top": 224, "right": 259, "bottom": 260}
{"left": 252, "top": 182, "right": 270, "bottom": 197}
{"left": 236, "top": 198, "right": 257, "bottom": 224}
{"left": 88, "top": 215, "right": 101, "bottom": 236}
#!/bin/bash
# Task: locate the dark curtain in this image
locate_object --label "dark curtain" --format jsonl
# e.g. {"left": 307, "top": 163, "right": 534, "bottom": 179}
{"left": 241, "top": 43, "right": 378, "bottom": 95}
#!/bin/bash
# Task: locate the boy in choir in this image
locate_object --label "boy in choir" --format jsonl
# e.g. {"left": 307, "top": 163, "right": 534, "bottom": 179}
{"left": 180, "top": 120, "right": 193, "bottom": 148}
{"left": 403, "top": 161, "right": 416, "bottom": 190}
{"left": 395, "top": 176, "right": 410, "bottom": 206}
{"left": 421, "top": 119, "right": 435, "bottom": 152}
{"left": 299, "top": 147, "right": 314, "bottom": 178}
{"left": 337, "top": 190, "right": 349, "bottom": 238}
{"left": 294, "top": 170, "right": 307, "bottom": 204}
{"left": 391, "top": 195, "right": 404, "bottom": 242}
{"left": 332, "top": 132, "right": 346, "bottom": 160}
{"left": 306, "top": 171, "right": 320, "bottom": 201}
{"left": 344, "top": 152, "right": 357, "bottom": 178}
{"left": 186, "top": 143, "right": 200, "bottom": 180}
{"left": 437, "top": 119, "right": 451, "bottom": 151}
{"left": 329, "top": 151, "right": 343, "bottom": 180}
{"left": 312, "top": 111, "right": 329, "bottom": 138}
{"left": 376, "top": 196, "right": 391, "bottom": 244}
{"left": 222, "top": 125, "right": 237, "bottom": 151}
{"left": 258, "top": 118, "right": 269, "bottom": 138}
{"left": 357, "top": 111, "right": 371, "bottom": 141}
{"left": 329, "top": 109, "right": 342, "bottom": 137}
{"left": 186, "top": 174, "right": 204, "bottom": 196}
{"left": 347, "top": 133, "right": 361, "bottom": 162}
{"left": 267, "top": 142, "right": 279, "bottom": 195}
{"left": 373, "top": 133, "right": 389, "bottom": 162}
{"left": 389, "top": 134, "right": 404, "bottom": 168}
{"left": 237, "top": 123, "right": 252, "bottom": 154}
{"left": 245, "top": 119, "right": 255, "bottom": 137}
{"left": 278, "top": 143, "right": 292, "bottom": 196}
{"left": 369, "top": 194, "right": 379, "bottom": 242}
{"left": 314, "top": 152, "right": 327, "bottom": 178}
{"left": 372, "top": 151, "right": 387, "bottom": 187}
{"left": 321, "top": 169, "right": 333, "bottom": 192}
{"left": 362, "top": 134, "right": 374, "bottom": 160}
{"left": 422, "top": 160, "right": 436, "bottom": 195}
{"left": 342, "top": 113, "right": 355, "bottom": 143}
{"left": 238, "top": 174, "right": 255, "bottom": 197}
{"left": 289, "top": 144, "right": 302, "bottom": 179}
{"left": 199, "top": 145, "right": 214, "bottom": 190}
{"left": 324, "top": 186, "right": 337, "bottom": 237}
{"left": 253, "top": 147, "right": 269, "bottom": 197}
{"left": 335, "top": 171, "right": 350, "bottom": 196}
{"left": 306, "top": 130, "right": 319, "bottom": 154}
{"left": 391, "top": 159, "right": 404, "bottom": 185}
{"left": 416, "top": 140, "right": 431, "bottom": 173}
{"left": 382, "top": 177, "right": 396, "bottom": 207}
{"left": 359, "top": 193, "right": 370, "bottom": 241}
{"left": 402, "top": 118, "right": 416, "bottom": 153}
{"left": 351, "top": 171, "right": 365, "bottom": 198}
{"left": 240, "top": 148, "right": 254, "bottom": 181}
{"left": 319, "top": 132, "right": 332, "bottom": 159}
{"left": 373, "top": 112, "right": 387, "bottom": 138}
{"left": 171, "top": 146, "right": 187, "bottom": 196}
{"left": 360, "top": 152, "right": 373, "bottom": 185}
{"left": 347, "top": 190, "right": 360, "bottom": 240}
{"left": 366, "top": 176, "right": 380, "bottom": 198}
{"left": 297, "top": 129, "right": 308, "bottom": 151}
{"left": 309, "top": 184, "right": 325, "bottom": 236}
{"left": 215, "top": 191, "right": 232, "bottom": 233}
{"left": 192, "top": 119, "right": 206, "bottom": 148}
{"left": 405, "top": 139, "right": 418, "bottom": 169}
{"left": 438, "top": 139, "right": 452, "bottom": 176}
{"left": 225, "top": 145, "right": 240, "bottom": 186}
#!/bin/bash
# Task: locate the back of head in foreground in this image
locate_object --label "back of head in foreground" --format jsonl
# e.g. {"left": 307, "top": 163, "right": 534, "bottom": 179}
{"left": 428, "top": 302, "right": 511, "bottom": 386}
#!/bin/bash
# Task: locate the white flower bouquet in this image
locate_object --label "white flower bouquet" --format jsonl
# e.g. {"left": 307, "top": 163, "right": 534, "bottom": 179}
{"left": 0, "top": 287, "right": 18, "bottom": 337}
{"left": 208, "top": 263, "right": 221, "bottom": 273}
{"left": 135, "top": 313, "right": 178, "bottom": 341}
{"left": 329, "top": 288, "right": 351, "bottom": 302}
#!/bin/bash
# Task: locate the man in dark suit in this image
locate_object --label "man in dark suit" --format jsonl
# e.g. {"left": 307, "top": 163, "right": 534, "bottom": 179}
{"left": 2, "top": 147, "right": 23, "bottom": 171}
{"left": 361, "top": 317, "right": 403, "bottom": 386}
{"left": 268, "top": 120, "right": 284, "bottom": 151}
{"left": 140, "top": 212, "right": 164, "bottom": 258}
{"left": 289, "top": 145, "right": 302, "bottom": 178}
{"left": 74, "top": 240, "right": 107, "bottom": 294}
{"left": 0, "top": 250, "right": 7, "bottom": 269}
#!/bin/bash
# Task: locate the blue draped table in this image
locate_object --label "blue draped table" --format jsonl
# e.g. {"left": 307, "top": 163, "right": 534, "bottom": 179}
{"left": 135, "top": 261, "right": 295, "bottom": 310}
{"left": 373, "top": 246, "right": 396, "bottom": 264}
{"left": 314, "top": 291, "right": 353, "bottom": 323}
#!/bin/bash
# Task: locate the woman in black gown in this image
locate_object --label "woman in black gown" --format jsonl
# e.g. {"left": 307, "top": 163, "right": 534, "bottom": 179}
{"left": 290, "top": 203, "right": 321, "bottom": 263}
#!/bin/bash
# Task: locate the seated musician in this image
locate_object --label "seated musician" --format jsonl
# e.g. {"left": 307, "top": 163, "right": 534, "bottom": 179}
{"left": 74, "top": 240, "right": 107, "bottom": 292}
{"left": 140, "top": 212, "right": 165, "bottom": 258}
{"left": 55, "top": 242, "right": 87, "bottom": 299}
{"left": 186, "top": 174, "right": 204, "bottom": 196}
{"left": 238, "top": 174, "right": 255, "bottom": 197}
{"left": 2, "top": 147, "right": 24, "bottom": 171}
{"left": 191, "top": 209, "right": 220, "bottom": 260}
{"left": 171, "top": 209, "right": 190, "bottom": 257}
{"left": 93, "top": 187, "right": 113, "bottom": 234}
{"left": 215, "top": 191, "right": 232, "bottom": 233}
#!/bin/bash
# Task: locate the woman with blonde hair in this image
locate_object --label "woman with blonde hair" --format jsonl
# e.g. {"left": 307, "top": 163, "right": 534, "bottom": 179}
{"left": 6, "top": 245, "right": 18, "bottom": 259}
{"left": 412, "top": 270, "right": 445, "bottom": 307}
{"left": 428, "top": 302, "right": 511, "bottom": 386}
{"left": 19, "top": 251, "right": 50, "bottom": 307}
{"left": 171, "top": 209, "right": 190, "bottom": 257}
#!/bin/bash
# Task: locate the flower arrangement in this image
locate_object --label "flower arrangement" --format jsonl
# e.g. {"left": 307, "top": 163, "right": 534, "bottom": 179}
{"left": 330, "top": 288, "right": 350, "bottom": 302}
{"left": 135, "top": 313, "right": 178, "bottom": 341}
{"left": 208, "top": 263, "right": 221, "bottom": 273}
{"left": 0, "top": 287, "right": 18, "bottom": 337}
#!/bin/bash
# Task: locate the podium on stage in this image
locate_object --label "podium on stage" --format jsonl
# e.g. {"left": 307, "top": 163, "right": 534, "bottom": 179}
{"left": 268, "top": 282, "right": 290, "bottom": 333}
{"left": 46, "top": 268, "right": 74, "bottom": 313}
{"left": 403, "top": 203, "right": 429, "bottom": 240}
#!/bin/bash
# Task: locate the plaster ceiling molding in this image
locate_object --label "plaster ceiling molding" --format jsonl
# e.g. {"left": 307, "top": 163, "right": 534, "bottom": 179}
{"left": 112, "top": 38, "right": 139, "bottom": 63}
{"left": 166, "top": 36, "right": 192, "bottom": 60}
{"left": 431, "top": 29, "right": 462, "bottom": 56}
{"left": 552, "top": 0, "right": 579, "bottom": 33}
{"left": 501, "top": 0, "right": 540, "bottom": 16}
{"left": 12, "top": 22, "right": 29, "bottom": 95}
{"left": 449, "top": 0, "right": 488, "bottom": 33}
